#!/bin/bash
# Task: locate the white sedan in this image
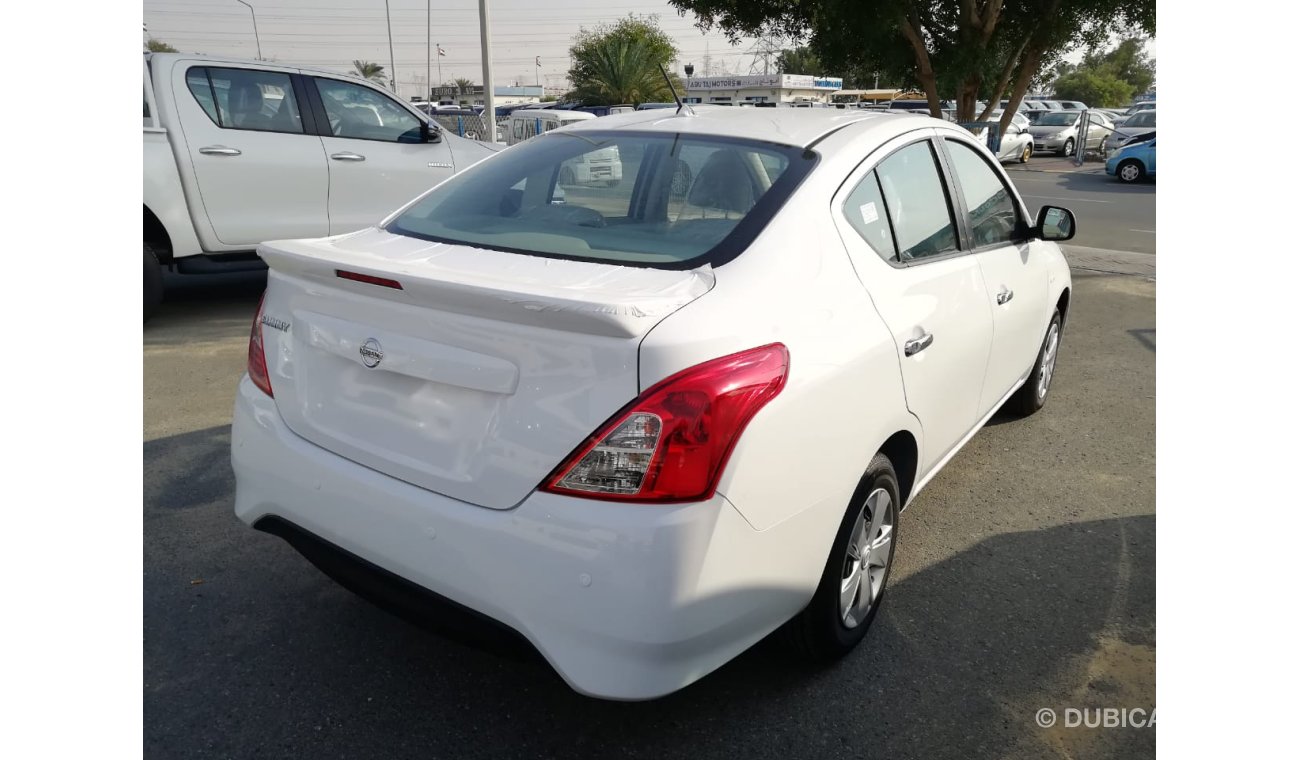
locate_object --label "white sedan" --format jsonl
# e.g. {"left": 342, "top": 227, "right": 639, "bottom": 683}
{"left": 232, "top": 107, "right": 1075, "bottom": 700}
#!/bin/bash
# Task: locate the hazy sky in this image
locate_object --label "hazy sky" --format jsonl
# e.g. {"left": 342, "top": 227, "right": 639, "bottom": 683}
{"left": 142, "top": 0, "right": 764, "bottom": 95}
{"left": 142, "top": 1, "right": 1153, "bottom": 98}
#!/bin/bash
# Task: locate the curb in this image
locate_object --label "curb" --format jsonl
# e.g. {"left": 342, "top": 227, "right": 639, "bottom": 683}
{"left": 1061, "top": 245, "right": 1155, "bottom": 278}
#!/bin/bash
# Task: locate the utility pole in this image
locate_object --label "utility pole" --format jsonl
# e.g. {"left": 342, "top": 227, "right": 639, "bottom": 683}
{"left": 384, "top": 0, "right": 397, "bottom": 93}
{"left": 479, "top": 0, "right": 497, "bottom": 141}
{"left": 427, "top": 0, "right": 431, "bottom": 101}
{"left": 235, "top": 1, "right": 262, "bottom": 60}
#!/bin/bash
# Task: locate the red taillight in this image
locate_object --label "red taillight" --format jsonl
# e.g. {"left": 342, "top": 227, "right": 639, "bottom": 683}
{"left": 336, "top": 269, "right": 403, "bottom": 289}
{"left": 542, "top": 343, "right": 789, "bottom": 503}
{"left": 247, "top": 292, "right": 273, "bottom": 397}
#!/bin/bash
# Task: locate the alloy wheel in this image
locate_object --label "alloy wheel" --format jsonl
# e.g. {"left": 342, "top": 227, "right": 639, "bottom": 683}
{"left": 839, "top": 488, "right": 894, "bottom": 629}
{"left": 1037, "top": 322, "right": 1060, "bottom": 399}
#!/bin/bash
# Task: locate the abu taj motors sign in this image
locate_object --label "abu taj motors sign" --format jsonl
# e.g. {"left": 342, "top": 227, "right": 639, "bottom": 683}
{"left": 687, "top": 75, "right": 843, "bottom": 91}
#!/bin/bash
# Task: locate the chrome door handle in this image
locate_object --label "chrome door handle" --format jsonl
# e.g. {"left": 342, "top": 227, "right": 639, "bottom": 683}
{"left": 198, "top": 145, "right": 241, "bottom": 156}
{"left": 330, "top": 152, "right": 366, "bottom": 161}
{"left": 904, "top": 332, "right": 934, "bottom": 357}
{"left": 997, "top": 289, "right": 1015, "bottom": 305}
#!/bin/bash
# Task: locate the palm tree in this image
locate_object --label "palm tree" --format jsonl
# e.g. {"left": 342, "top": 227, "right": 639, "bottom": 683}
{"left": 453, "top": 77, "right": 475, "bottom": 97}
{"left": 352, "top": 60, "right": 387, "bottom": 85}
{"left": 570, "top": 36, "right": 678, "bottom": 106}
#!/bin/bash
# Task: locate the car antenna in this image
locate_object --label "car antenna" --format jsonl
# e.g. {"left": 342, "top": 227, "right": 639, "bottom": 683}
{"left": 660, "top": 64, "right": 694, "bottom": 116}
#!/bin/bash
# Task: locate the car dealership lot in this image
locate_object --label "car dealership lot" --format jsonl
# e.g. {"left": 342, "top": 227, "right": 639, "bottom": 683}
{"left": 1007, "top": 158, "right": 1156, "bottom": 254}
{"left": 145, "top": 260, "right": 1154, "bottom": 757}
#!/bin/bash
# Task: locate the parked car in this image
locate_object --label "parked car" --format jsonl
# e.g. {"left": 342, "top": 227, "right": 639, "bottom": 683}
{"left": 504, "top": 109, "right": 623, "bottom": 186}
{"left": 1038, "top": 100, "right": 1065, "bottom": 110}
{"left": 985, "top": 110, "right": 1034, "bottom": 163}
{"left": 1106, "top": 137, "right": 1156, "bottom": 183}
{"left": 1092, "top": 108, "right": 1128, "bottom": 123}
{"left": 142, "top": 53, "right": 499, "bottom": 320}
{"left": 1056, "top": 100, "right": 1089, "bottom": 111}
{"left": 1126, "top": 100, "right": 1156, "bottom": 114}
{"left": 1027, "top": 109, "right": 1112, "bottom": 155}
{"left": 635, "top": 102, "right": 678, "bottom": 110}
{"left": 232, "top": 107, "right": 1075, "bottom": 701}
{"left": 1024, "top": 107, "right": 1052, "bottom": 124}
{"left": 1102, "top": 110, "right": 1156, "bottom": 154}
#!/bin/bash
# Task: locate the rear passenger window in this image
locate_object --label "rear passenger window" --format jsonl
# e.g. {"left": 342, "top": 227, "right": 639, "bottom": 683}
{"left": 875, "top": 141, "right": 960, "bottom": 262}
{"left": 945, "top": 140, "right": 1020, "bottom": 248}
{"left": 843, "top": 171, "right": 897, "bottom": 262}
{"left": 185, "top": 67, "right": 304, "bottom": 134}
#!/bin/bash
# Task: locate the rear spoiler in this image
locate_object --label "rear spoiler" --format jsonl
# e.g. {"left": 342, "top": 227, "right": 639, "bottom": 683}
{"left": 258, "top": 232, "right": 715, "bottom": 339}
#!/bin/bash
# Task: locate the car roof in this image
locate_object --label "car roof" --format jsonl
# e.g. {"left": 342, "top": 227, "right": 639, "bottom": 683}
{"left": 147, "top": 52, "right": 397, "bottom": 83}
{"left": 558, "top": 106, "right": 962, "bottom": 149}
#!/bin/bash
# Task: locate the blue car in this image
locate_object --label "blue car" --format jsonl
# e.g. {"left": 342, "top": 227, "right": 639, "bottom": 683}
{"left": 1106, "top": 138, "right": 1156, "bottom": 183}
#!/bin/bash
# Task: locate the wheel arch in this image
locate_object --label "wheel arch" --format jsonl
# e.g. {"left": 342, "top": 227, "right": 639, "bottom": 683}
{"left": 144, "top": 205, "right": 173, "bottom": 265}
{"left": 879, "top": 430, "right": 919, "bottom": 508}
{"left": 1055, "top": 286, "right": 1072, "bottom": 331}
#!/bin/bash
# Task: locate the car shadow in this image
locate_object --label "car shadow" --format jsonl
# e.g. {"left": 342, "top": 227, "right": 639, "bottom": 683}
{"left": 145, "top": 424, "right": 1155, "bottom": 759}
{"left": 145, "top": 270, "right": 266, "bottom": 345}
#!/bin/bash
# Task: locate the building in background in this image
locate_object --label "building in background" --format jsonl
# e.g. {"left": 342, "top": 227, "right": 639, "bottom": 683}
{"left": 431, "top": 84, "right": 543, "bottom": 107}
{"left": 683, "top": 74, "right": 844, "bottom": 105}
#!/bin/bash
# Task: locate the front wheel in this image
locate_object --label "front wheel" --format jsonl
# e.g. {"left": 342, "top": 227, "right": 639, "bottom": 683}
{"left": 1006, "top": 309, "right": 1062, "bottom": 416}
{"left": 1059, "top": 138, "right": 1075, "bottom": 157}
{"left": 1117, "top": 159, "right": 1145, "bottom": 183}
{"left": 783, "top": 453, "right": 900, "bottom": 660}
{"left": 1020, "top": 143, "right": 1033, "bottom": 163}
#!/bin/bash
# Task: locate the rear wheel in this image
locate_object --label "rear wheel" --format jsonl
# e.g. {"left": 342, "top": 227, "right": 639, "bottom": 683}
{"left": 1117, "top": 159, "right": 1145, "bottom": 183}
{"left": 1059, "top": 138, "right": 1075, "bottom": 157}
{"left": 144, "top": 243, "right": 163, "bottom": 323}
{"left": 784, "top": 453, "right": 900, "bottom": 660}
{"left": 1006, "top": 310, "right": 1062, "bottom": 416}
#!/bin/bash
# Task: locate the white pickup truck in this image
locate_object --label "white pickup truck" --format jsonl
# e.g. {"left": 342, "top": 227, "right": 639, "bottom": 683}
{"left": 143, "top": 52, "right": 500, "bottom": 319}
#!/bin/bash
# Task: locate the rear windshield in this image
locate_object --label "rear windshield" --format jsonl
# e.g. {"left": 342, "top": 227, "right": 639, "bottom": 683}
{"left": 387, "top": 130, "right": 815, "bottom": 268}
{"left": 1123, "top": 111, "right": 1156, "bottom": 128}
{"left": 1037, "top": 112, "right": 1079, "bottom": 126}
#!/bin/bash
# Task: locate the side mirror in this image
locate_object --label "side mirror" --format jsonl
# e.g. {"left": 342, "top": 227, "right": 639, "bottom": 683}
{"left": 421, "top": 121, "right": 441, "bottom": 144}
{"left": 1034, "top": 205, "right": 1076, "bottom": 241}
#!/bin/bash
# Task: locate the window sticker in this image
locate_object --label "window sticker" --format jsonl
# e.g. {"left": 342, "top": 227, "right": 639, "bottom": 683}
{"left": 859, "top": 201, "right": 880, "bottom": 225}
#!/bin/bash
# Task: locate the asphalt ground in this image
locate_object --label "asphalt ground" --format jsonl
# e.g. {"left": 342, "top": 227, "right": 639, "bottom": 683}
{"left": 144, "top": 262, "right": 1155, "bottom": 759}
{"left": 1006, "top": 156, "right": 1156, "bottom": 254}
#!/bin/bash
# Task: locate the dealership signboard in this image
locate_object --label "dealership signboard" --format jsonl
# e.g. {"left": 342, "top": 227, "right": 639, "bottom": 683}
{"left": 686, "top": 74, "right": 843, "bottom": 91}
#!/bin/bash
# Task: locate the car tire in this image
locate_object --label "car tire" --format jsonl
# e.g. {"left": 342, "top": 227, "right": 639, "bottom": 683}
{"left": 1006, "top": 309, "right": 1063, "bottom": 417}
{"left": 1059, "top": 138, "right": 1075, "bottom": 157}
{"left": 783, "top": 452, "right": 900, "bottom": 660}
{"left": 1117, "top": 159, "right": 1145, "bottom": 183}
{"left": 144, "top": 243, "right": 163, "bottom": 323}
{"left": 1020, "top": 144, "right": 1032, "bottom": 163}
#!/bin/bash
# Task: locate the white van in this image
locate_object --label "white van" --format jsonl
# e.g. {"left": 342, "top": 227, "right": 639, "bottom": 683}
{"left": 506, "top": 109, "right": 622, "bottom": 187}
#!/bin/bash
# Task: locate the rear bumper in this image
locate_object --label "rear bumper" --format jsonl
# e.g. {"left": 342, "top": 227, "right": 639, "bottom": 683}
{"left": 231, "top": 377, "right": 818, "bottom": 700}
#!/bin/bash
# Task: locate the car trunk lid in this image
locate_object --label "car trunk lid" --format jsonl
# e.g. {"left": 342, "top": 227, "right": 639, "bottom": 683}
{"left": 257, "top": 228, "right": 714, "bottom": 509}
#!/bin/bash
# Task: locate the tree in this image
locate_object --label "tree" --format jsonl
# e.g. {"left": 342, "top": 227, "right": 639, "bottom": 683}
{"left": 453, "top": 77, "right": 475, "bottom": 96}
{"left": 1073, "top": 36, "right": 1155, "bottom": 96}
{"left": 351, "top": 60, "right": 387, "bottom": 85}
{"left": 670, "top": 0, "right": 1154, "bottom": 130}
{"left": 567, "top": 15, "right": 682, "bottom": 106}
{"left": 1051, "top": 68, "right": 1133, "bottom": 106}
{"left": 775, "top": 46, "right": 821, "bottom": 75}
{"left": 147, "top": 39, "right": 178, "bottom": 53}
